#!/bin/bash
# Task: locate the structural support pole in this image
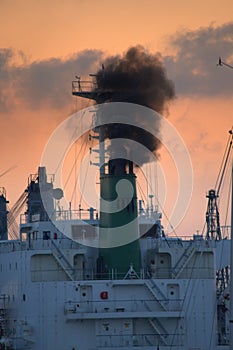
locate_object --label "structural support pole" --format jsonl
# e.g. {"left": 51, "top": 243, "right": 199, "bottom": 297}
{"left": 230, "top": 158, "right": 233, "bottom": 347}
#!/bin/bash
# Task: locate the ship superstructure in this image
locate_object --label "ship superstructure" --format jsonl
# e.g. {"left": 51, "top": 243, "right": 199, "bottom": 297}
{"left": 0, "top": 78, "right": 231, "bottom": 350}
{"left": 0, "top": 169, "right": 225, "bottom": 350}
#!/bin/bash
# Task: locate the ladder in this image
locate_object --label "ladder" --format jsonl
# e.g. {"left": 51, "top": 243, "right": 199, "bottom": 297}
{"left": 51, "top": 240, "right": 75, "bottom": 280}
{"left": 145, "top": 279, "right": 168, "bottom": 311}
{"left": 172, "top": 242, "right": 196, "bottom": 278}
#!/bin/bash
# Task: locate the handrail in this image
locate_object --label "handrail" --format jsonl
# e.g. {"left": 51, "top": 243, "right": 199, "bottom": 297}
{"left": 72, "top": 80, "right": 97, "bottom": 93}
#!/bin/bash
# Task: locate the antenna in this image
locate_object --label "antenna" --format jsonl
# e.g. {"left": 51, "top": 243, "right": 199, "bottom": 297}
{"left": 217, "top": 57, "right": 233, "bottom": 69}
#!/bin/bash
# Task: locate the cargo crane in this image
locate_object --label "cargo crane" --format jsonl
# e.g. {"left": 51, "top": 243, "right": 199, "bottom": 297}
{"left": 0, "top": 166, "right": 19, "bottom": 240}
{"left": 207, "top": 57, "right": 233, "bottom": 241}
{"left": 206, "top": 129, "right": 233, "bottom": 240}
{"left": 0, "top": 167, "right": 37, "bottom": 240}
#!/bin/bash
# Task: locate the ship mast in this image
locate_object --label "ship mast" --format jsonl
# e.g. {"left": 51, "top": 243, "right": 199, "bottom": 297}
{"left": 72, "top": 75, "right": 110, "bottom": 175}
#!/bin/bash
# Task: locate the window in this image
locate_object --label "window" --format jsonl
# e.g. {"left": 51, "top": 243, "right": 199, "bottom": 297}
{"left": 43, "top": 231, "right": 50, "bottom": 240}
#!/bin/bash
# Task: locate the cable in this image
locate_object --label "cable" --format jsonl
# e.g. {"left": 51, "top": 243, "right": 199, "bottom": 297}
{"left": 70, "top": 132, "right": 91, "bottom": 206}
{"left": 223, "top": 174, "right": 232, "bottom": 231}
{"left": 215, "top": 134, "right": 231, "bottom": 192}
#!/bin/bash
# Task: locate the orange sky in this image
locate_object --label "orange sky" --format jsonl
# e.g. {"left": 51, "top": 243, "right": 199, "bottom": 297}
{"left": 1, "top": 0, "right": 233, "bottom": 60}
{"left": 0, "top": 0, "right": 233, "bottom": 236}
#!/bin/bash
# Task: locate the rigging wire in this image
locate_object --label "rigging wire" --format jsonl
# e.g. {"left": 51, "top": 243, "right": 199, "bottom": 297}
{"left": 218, "top": 152, "right": 231, "bottom": 207}
{"left": 223, "top": 173, "right": 232, "bottom": 237}
{"left": 63, "top": 134, "right": 87, "bottom": 190}
{"left": 145, "top": 161, "right": 178, "bottom": 237}
{"left": 53, "top": 108, "right": 88, "bottom": 176}
{"left": 62, "top": 100, "right": 95, "bottom": 209}
{"left": 70, "top": 131, "right": 92, "bottom": 206}
{"left": 0, "top": 165, "right": 17, "bottom": 179}
{"left": 137, "top": 181, "right": 147, "bottom": 205}
{"left": 78, "top": 140, "right": 93, "bottom": 208}
{"left": 146, "top": 174, "right": 175, "bottom": 238}
{"left": 216, "top": 131, "right": 232, "bottom": 239}
{"left": 7, "top": 205, "right": 19, "bottom": 240}
{"left": 74, "top": 140, "right": 77, "bottom": 209}
{"left": 136, "top": 165, "right": 151, "bottom": 205}
{"left": 215, "top": 133, "right": 232, "bottom": 192}
{"left": 216, "top": 136, "right": 232, "bottom": 197}
{"left": 54, "top": 93, "right": 94, "bottom": 179}
{"left": 154, "top": 160, "right": 159, "bottom": 207}
{"left": 53, "top": 98, "right": 93, "bottom": 208}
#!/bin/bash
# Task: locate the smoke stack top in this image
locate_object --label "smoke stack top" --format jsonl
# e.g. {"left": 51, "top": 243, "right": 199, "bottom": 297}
{"left": 94, "top": 46, "right": 175, "bottom": 165}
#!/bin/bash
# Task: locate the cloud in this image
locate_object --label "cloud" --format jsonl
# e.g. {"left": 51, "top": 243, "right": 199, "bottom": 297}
{"left": 0, "top": 48, "right": 104, "bottom": 112}
{"left": 0, "top": 48, "right": 15, "bottom": 112}
{"left": 164, "top": 22, "right": 233, "bottom": 97}
{"left": 1, "top": 22, "right": 233, "bottom": 115}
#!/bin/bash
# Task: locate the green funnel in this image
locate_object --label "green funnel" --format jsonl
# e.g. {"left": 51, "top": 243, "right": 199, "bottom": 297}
{"left": 98, "top": 160, "right": 141, "bottom": 279}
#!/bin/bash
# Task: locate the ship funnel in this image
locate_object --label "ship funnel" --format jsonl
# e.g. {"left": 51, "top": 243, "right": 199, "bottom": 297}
{"left": 98, "top": 159, "right": 141, "bottom": 278}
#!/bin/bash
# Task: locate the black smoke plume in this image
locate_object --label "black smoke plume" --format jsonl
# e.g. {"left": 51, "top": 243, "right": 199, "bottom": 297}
{"left": 94, "top": 46, "right": 175, "bottom": 166}
{"left": 96, "top": 45, "right": 175, "bottom": 111}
